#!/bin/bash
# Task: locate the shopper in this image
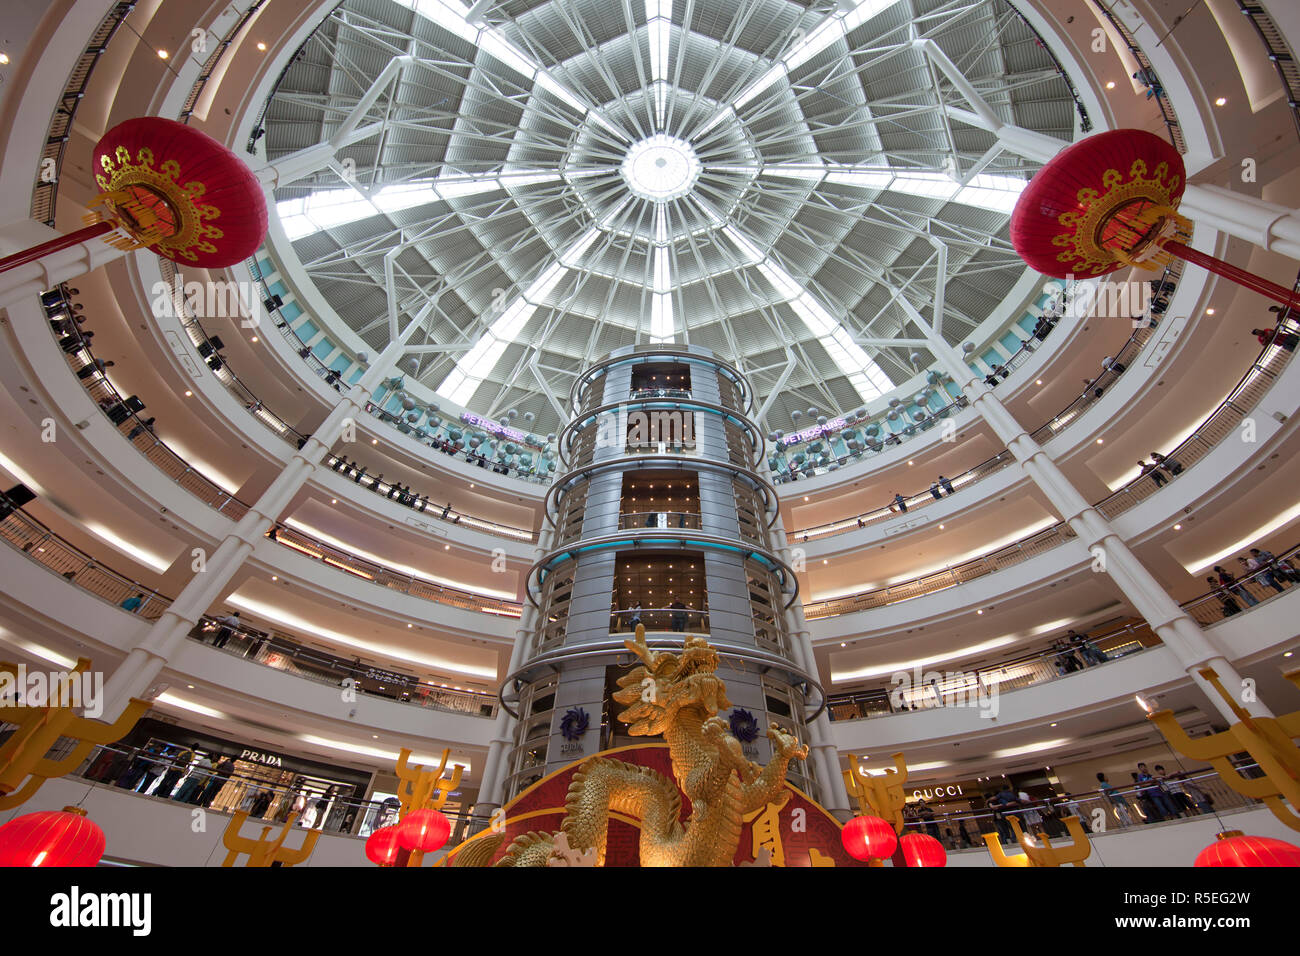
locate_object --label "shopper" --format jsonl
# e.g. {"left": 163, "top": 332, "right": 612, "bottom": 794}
{"left": 1208, "top": 576, "right": 1241, "bottom": 617}
{"left": 1136, "top": 762, "right": 1180, "bottom": 820}
{"left": 200, "top": 755, "right": 236, "bottom": 807}
{"left": 929, "top": 483, "right": 942, "bottom": 501}
{"left": 1245, "top": 549, "right": 1288, "bottom": 592}
{"left": 892, "top": 493, "right": 908, "bottom": 513}
{"left": 1138, "top": 459, "right": 1167, "bottom": 487}
{"left": 76, "top": 358, "right": 114, "bottom": 380}
{"left": 938, "top": 475, "right": 954, "bottom": 495}
{"left": 126, "top": 417, "right": 156, "bottom": 441}
{"left": 1252, "top": 327, "right": 1298, "bottom": 352}
{"left": 155, "top": 745, "right": 196, "bottom": 800}
{"left": 1215, "top": 565, "right": 1259, "bottom": 607}
{"left": 1150, "top": 451, "right": 1182, "bottom": 476}
{"left": 212, "top": 610, "right": 242, "bottom": 648}
{"left": 1096, "top": 772, "right": 1134, "bottom": 827}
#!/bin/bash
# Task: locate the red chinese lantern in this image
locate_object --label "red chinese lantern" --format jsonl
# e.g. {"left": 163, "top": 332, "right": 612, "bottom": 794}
{"left": 899, "top": 831, "right": 948, "bottom": 868}
{"left": 841, "top": 814, "right": 897, "bottom": 862}
{"left": 364, "top": 824, "right": 404, "bottom": 866}
{"left": 1194, "top": 831, "right": 1300, "bottom": 867}
{"left": 396, "top": 808, "right": 451, "bottom": 854}
{"left": 1010, "top": 128, "right": 1300, "bottom": 309}
{"left": 0, "top": 116, "right": 267, "bottom": 275}
{"left": 0, "top": 806, "right": 105, "bottom": 867}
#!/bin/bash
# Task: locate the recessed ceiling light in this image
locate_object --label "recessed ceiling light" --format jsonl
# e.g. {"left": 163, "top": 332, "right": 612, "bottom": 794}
{"left": 371, "top": 438, "right": 378, "bottom": 444}
{"left": 271, "top": 575, "right": 277, "bottom": 581}
{"left": 1035, "top": 379, "right": 1043, "bottom": 385}
{"left": 1283, "top": 651, "right": 1293, "bottom": 658}
{"left": 1050, "top": 722, "right": 1057, "bottom": 727}
{"left": 250, "top": 336, "right": 258, "bottom": 343}
{"left": 1095, "top": 438, "right": 1104, "bottom": 444}
{"left": 256, "top": 42, "right": 267, "bottom": 51}
{"left": 407, "top": 623, "right": 413, "bottom": 628}
{"left": 1215, "top": 96, "right": 1227, "bottom": 106}
{"left": 840, "top": 642, "right": 846, "bottom": 647}
{"left": 184, "top": 390, "right": 192, "bottom": 397}
{"left": 157, "top": 49, "right": 169, "bottom": 59}
{"left": 444, "top": 544, "right": 450, "bottom": 550}
{"left": 1105, "top": 81, "right": 1115, "bottom": 90}
{"left": 331, "top": 499, "right": 337, "bottom": 504}
{"left": 822, "top": 559, "right": 828, "bottom": 564}
{"left": 976, "top": 609, "right": 983, "bottom": 615}
{"left": 938, "top": 524, "right": 945, "bottom": 529}
{"left": 1173, "top": 523, "right": 1181, "bottom": 530}
{"left": 0, "top": 53, "right": 9, "bottom": 65}
{"left": 187, "top": 684, "right": 194, "bottom": 689}
{"left": 907, "top": 460, "right": 914, "bottom": 465}
{"left": 1205, "top": 308, "right": 1215, "bottom": 315}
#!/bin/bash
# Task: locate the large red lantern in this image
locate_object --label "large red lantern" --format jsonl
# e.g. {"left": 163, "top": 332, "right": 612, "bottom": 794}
{"left": 396, "top": 808, "right": 451, "bottom": 854}
{"left": 0, "top": 806, "right": 105, "bottom": 867}
{"left": 1010, "top": 128, "right": 1300, "bottom": 309}
{"left": 0, "top": 116, "right": 267, "bottom": 276}
{"left": 841, "top": 814, "right": 897, "bottom": 862}
{"left": 1194, "top": 831, "right": 1300, "bottom": 867}
{"left": 364, "top": 825, "right": 404, "bottom": 866}
{"left": 899, "top": 831, "right": 948, "bottom": 868}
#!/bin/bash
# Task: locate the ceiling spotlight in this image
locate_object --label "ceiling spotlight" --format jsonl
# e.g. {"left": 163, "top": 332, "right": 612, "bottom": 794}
{"left": 1105, "top": 81, "right": 1115, "bottom": 90}
{"left": 184, "top": 390, "right": 192, "bottom": 397}
{"left": 1205, "top": 308, "right": 1215, "bottom": 315}
{"left": 1173, "top": 523, "right": 1181, "bottom": 530}
{"left": 1035, "top": 379, "right": 1043, "bottom": 385}
{"left": 256, "top": 42, "right": 267, "bottom": 51}
{"left": 1215, "top": 97, "right": 1227, "bottom": 106}
{"left": 157, "top": 49, "right": 169, "bottom": 60}
{"left": 1095, "top": 438, "right": 1104, "bottom": 444}
{"left": 0, "top": 53, "right": 9, "bottom": 65}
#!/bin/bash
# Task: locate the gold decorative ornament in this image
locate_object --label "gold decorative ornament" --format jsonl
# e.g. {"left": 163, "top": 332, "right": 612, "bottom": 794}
{"left": 220, "top": 810, "right": 320, "bottom": 867}
{"left": 843, "top": 751, "right": 908, "bottom": 834}
{"left": 0, "top": 658, "right": 148, "bottom": 810}
{"left": 490, "top": 626, "right": 807, "bottom": 866}
{"left": 1146, "top": 667, "right": 1300, "bottom": 832}
{"left": 982, "top": 815, "right": 1092, "bottom": 867}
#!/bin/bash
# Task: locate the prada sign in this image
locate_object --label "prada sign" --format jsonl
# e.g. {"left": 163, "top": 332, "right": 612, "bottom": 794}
{"left": 239, "top": 748, "right": 285, "bottom": 768}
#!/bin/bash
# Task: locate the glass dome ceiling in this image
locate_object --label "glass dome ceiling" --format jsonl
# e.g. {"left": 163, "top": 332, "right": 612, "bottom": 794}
{"left": 260, "top": 0, "right": 1080, "bottom": 436}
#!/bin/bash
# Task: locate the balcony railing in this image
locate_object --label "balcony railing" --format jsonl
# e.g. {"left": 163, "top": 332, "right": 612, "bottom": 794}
{"left": 0, "top": 500, "right": 499, "bottom": 718}
{"left": 617, "top": 511, "right": 701, "bottom": 531}
{"left": 791, "top": 271, "right": 1173, "bottom": 540}
{"left": 609, "top": 607, "right": 709, "bottom": 634}
{"left": 896, "top": 766, "right": 1266, "bottom": 852}
{"left": 826, "top": 544, "right": 1299, "bottom": 720}
{"left": 802, "top": 308, "right": 1297, "bottom": 618}
{"left": 45, "top": 283, "right": 535, "bottom": 541}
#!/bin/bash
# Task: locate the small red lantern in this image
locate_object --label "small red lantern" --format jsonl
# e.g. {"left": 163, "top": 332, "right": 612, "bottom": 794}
{"left": 841, "top": 814, "right": 897, "bottom": 862}
{"left": 0, "top": 806, "right": 105, "bottom": 867}
{"left": 1194, "top": 831, "right": 1300, "bottom": 867}
{"left": 364, "top": 825, "right": 404, "bottom": 866}
{"left": 396, "top": 808, "right": 451, "bottom": 854}
{"left": 899, "top": 832, "right": 948, "bottom": 868}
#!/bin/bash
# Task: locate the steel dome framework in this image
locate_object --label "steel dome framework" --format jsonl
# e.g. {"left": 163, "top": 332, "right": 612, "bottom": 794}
{"left": 261, "top": 0, "right": 1079, "bottom": 437}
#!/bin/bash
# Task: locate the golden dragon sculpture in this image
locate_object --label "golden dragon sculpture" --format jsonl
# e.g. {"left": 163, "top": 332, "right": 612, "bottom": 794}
{"left": 479, "top": 627, "right": 808, "bottom": 866}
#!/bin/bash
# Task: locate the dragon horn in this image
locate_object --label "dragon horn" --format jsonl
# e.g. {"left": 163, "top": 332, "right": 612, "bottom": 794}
{"left": 624, "top": 623, "right": 652, "bottom": 664}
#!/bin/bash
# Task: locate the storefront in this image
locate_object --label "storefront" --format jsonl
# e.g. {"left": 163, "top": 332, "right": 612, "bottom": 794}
{"left": 83, "top": 718, "right": 375, "bottom": 834}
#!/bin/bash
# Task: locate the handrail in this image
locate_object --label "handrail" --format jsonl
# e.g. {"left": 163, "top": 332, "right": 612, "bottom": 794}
{"left": 790, "top": 266, "right": 1174, "bottom": 538}
{"left": 893, "top": 764, "right": 1264, "bottom": 847}
{"left": 65, "top": 741, "right": 481, "bottom": 840}
{"left": 1234, "top": 1, "right": 1300, "bottom": 142}
{"left": 826, "top": 543, "right": 1300, "bottom": 719}
{"left": 0, "top": 497, "right": 500, "bottom": 716}
{"left": 177, "top": 2, "right": 268, "bottom": 124}
{"left": 46, "top": 283, "right": 536, "bottom": 541}
{"left": 1088, "top": 2, "right": 1187, "bottom": 153}
{"left": 29, "top": 1, "right": 136, "bottom": 226}
{"left": 801, "top": 304, "right": 1297, "bottom": 618}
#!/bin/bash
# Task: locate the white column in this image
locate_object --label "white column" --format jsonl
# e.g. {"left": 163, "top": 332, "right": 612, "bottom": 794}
{"left": 475, "top": 524, "right": 552, "bottom": 819}
{"left": 0, "top": 220, "right": 129, "bottom": 311}
{"left": 922, "top": 328, "right": 1271, "bottom": 722}
{"left": 100, "top": 322, "right": 426, "bottom": 718}
{"left": 773, "top": 515, "right": 851, "bottom": 815}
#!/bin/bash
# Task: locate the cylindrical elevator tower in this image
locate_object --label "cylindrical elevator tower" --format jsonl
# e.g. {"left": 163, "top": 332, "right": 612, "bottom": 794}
{"left": 500, "top": 345, "right": 822, "bottom": 800}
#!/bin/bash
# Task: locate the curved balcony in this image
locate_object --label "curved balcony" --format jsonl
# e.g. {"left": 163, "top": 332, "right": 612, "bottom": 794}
{"left": 0, "top": 499, "right": 501, "bottom": 717}
{"left": 45, "top": 283, "right": 536, "bottom": 543}
{"left": 825, "top": 547, "right": 1299, "bottom": 720}
{"left": 801, "top": 312, "right": 1297, "bottom": 619}
{"left": 789, "top": 303, "right": 1170, "bottom": 538}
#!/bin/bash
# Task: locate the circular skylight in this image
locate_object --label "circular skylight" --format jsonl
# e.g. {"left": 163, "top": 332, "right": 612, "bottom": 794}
{"left": 259, "top": 0, "right": 1083, "bottom": 438}
{"left": 621, "top": 135, "right": 702, "bottom": 202}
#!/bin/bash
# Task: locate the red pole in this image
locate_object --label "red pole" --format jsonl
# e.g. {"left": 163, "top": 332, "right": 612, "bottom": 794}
{"left": 1164, "top": 239, "right": 1300, "bottom": 311}
{"left": 0, "top": 221, "right": 116, "bottom": 276}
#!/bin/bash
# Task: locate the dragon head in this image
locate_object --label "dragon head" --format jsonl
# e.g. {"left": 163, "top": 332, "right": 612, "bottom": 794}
{"left": 612, "top": 627, "right": 732, "bottom": 736}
